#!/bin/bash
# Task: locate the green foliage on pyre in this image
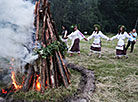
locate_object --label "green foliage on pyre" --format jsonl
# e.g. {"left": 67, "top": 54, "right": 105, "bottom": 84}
{"left": 34, "top": 41, "right": 68, "bottom": 59}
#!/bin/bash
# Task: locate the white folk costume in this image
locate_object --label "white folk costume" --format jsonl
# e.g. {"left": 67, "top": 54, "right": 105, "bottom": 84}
{"left": 110, "top": 32, "right": 134, "bottom": 57}
{"left": 87, "top": 31, "right": 109, "bottom": 53}
{"left": 68, "top": 30, "right": 85, "bottom": 53}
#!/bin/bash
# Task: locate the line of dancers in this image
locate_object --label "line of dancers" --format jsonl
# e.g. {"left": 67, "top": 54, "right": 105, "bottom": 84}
{"left": 61, "top": 24, "right": 137, "bottom": 58}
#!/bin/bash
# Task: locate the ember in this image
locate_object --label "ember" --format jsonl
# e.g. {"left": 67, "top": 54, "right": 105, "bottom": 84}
{"left": 2, "top": 89, "right": 7, "bottom": 94}
{"left": 0, "top": 87, "right": 12, "bottom": 97}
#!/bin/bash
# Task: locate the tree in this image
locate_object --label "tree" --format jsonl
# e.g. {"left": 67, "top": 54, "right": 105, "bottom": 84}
{"left": 50, "top": 0, "right": 100, "bottom": 34}
{"left": 49, "top": 0, "right": 138, "bottom": 33}
{"left": 99, "top": 0, "right": 138, "bottom": 32}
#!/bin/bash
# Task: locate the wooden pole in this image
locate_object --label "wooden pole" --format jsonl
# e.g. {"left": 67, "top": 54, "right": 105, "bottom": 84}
{"left": 49, "top": 56, "right": 55, "bottom": 88}
{"left": 23, "top": 65, "right": 35, "bottom": 92}
{"left": 36, "top": 1, "right": 40, "bottom": 40}
{"left": 41, "top": 58, "right": 46, "bottom": 91}
{"left": 55, "top": 52, "right": 68, "bottom": 87}
{"left": 58, "top": 51, "right": 71, "bottom": 84}
{"left": 53, "top": 55, "right": 59, "bottom": 88}
{"left": 45, "top": 58, "right": 50, "bottom": 88}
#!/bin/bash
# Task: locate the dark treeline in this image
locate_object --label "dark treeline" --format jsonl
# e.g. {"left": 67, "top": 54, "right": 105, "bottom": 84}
{"left": 32, "top": 0, "right": 138, "bottom": 34}
{"left": 49, "top": 0, "right": 138, "bottom": 34}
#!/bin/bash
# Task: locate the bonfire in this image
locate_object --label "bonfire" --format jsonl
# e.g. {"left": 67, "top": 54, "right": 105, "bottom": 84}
{"left": 0, "top": 0, "right": 70, "bottom": 97}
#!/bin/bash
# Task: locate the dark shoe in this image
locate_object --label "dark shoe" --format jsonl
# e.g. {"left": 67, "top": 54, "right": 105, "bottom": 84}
{"left": 117, "top": 56, "right": 120, "bottom": 59}
{"left": 125, "top": 56, "right": 128, "bottom": 59}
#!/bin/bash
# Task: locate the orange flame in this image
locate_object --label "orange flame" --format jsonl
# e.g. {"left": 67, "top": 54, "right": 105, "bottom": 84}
{"left": 11, "top": 71, "right": 22, "bottom": 90}
{"left": 10, "top": 58, "right": 23, "bottom": 90}
{"left": 2, "top": 89, "right": 7, "bottom": 94}
{"left": 36, "top": 75, "right": 41, "bottom": 91}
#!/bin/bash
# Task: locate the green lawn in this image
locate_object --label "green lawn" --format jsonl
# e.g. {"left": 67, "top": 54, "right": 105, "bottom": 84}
{"left": 66, "top": 35, "right": 138, "bottom": 102}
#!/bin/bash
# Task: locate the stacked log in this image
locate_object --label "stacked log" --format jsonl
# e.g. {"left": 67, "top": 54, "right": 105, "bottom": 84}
{"left": 23, "top": 0, "right": 70, "bottom": 92}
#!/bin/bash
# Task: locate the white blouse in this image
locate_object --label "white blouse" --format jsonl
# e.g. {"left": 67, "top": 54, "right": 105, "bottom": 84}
{"left": 110, "top": 32, "right": 134, "bottom": 46}
{"left": 87, "top": 31, "right": 109, "bottom": 44}
{"left": 68, "top": 30, "right": 85, "bottom": 41}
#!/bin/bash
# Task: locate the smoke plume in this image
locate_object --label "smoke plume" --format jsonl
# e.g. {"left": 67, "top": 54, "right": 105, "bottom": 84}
{"left": 0, "top": 0, "right": 35, "bottom": 69}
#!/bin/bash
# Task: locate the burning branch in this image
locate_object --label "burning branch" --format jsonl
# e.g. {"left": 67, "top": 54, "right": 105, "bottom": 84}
{"left": 11, "top": 71, "right": 23, "bottom": 90}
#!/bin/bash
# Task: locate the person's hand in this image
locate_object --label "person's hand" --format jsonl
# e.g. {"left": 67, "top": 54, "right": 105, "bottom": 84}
{"left": 108, "top": 38, "right": 111, "bottom": 41}
{"left": 64, "top": 36, "right": 68, "bottom": 39}
{"left": 133, "top": 39, "right": 136, "bottom": 43}
{"left": 107, "top": 38, "right": 110, "bottom": 41}
{"left": 84, "top": 38, "right": 88, "bottom": 41}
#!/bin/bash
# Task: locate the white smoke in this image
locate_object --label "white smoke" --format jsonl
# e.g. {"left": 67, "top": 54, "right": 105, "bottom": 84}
{"left": 0, "top": 0, "right": 36, "bottom": 68}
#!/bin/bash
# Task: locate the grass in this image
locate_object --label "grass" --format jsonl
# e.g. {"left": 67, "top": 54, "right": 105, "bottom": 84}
{"left": 66, "top": 35, "right": 138, "bottom": 102}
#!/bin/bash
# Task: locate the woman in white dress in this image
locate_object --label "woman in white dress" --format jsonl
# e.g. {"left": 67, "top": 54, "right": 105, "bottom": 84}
{"left": 110, "top": 25, "right": 134, "bottom": 58}
{"left": 66, "top": 25, "right": 87, "bottom": 56}
{"left": 87, "top": 24, "right": 109, "bottom": 58}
